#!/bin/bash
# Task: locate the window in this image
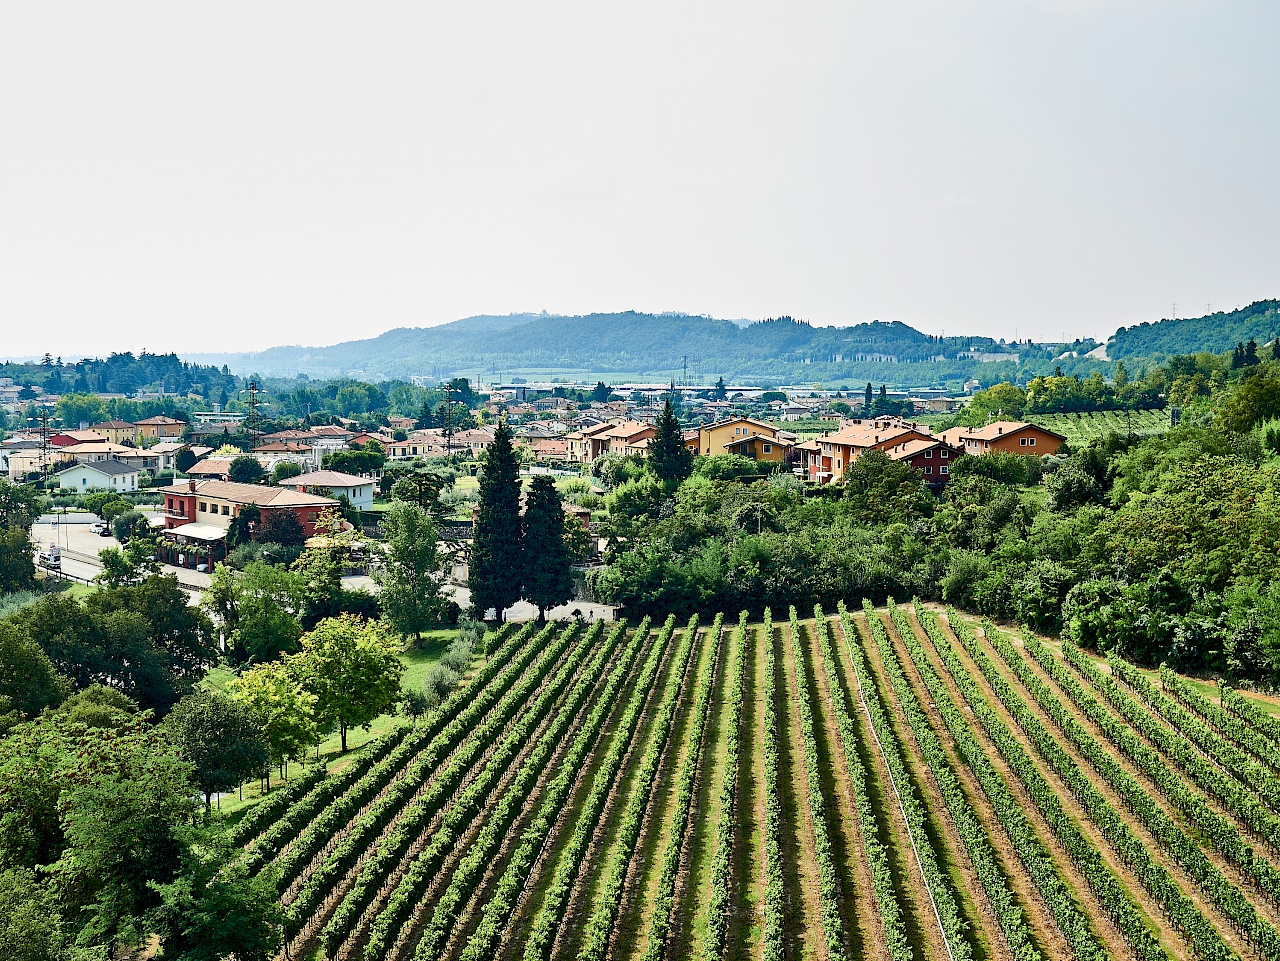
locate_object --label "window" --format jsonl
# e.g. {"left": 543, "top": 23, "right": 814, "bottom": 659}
{"left": 1020, "top": 437, "right": 1027, "bottom": 446}
{"left": 925, "top": 465, "right": 933, "bottom": 474}
{"left": 198, "top": 501, "right": 207, "bottom": 512}
{"left": 925, "top": 449, "right": 932, "bottom": 458}
{"left": 941, "top": 465, "right": 949, "bottom": 474}
{"left": 222, "top": 505, "right": 230, "bottom": 515}
{"left": 306, "top": 512, "right": 318, "bottom": 522}
{"left": 941, "top": 449, "right": 948, "bottom": 458}
{"left": 1027, "top": 437, "right": 1036, "bottom": 446}
{"left": 763, "top": 443, "right": 772, "bottom": 453}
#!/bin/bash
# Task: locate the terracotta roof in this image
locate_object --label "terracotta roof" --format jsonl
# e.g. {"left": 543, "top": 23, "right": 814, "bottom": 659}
{"left": 823, "top": 423, "right": 929, "bottom": 448}
{"left": 939, "top": 421, "right": 1063, "bottom": 443}
{"left": 186, "top": 457, "right": 235, "bottom": 476}
{"left": 727, "top": 433, "right": 793, "bottom": 447}
{"left": 134, "top": 415, "right": 184, "bottom": 425}
{"left": 253, "top": 442, "right": 313, "bottom": 453}
{"left": 884, "top": 438, "right": 958, "bottom": 459}
{"left": 64, "top": 441, "right": 136, "bottom": 454}
{"left": 160, "top": 478, "right": 338, "bottom": 507}
{"left": 91, "top": 420, "right": 136, "bottom": 430}
{"left": 284, "top": 470, "right": 373, "bottom": 488}
{"left": 148, "top": 441, "right": 188, "bottom": 454}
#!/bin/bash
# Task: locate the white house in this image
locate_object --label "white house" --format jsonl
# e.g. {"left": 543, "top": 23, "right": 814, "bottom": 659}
{"left": 282, "top": 469, "right": 376, "bottom": 511}
{"left": 56, "top": 458, "right": 140, "bottom": 492}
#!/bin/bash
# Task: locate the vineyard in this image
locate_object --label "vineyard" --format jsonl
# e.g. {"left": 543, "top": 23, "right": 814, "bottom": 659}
{"left": 1029, "top": 409, "right": 1172, "bottom": 445}
{"left": 229, "top": 602, "right": 1280, "bottom": 961}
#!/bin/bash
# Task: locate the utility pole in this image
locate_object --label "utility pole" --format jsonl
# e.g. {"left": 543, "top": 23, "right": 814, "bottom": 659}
{"left": 243, "top": 380, "right": 264, "bottom": 449}
{"left": 33, "top": 408, "right": 51, "bottom": 485}
{"left": 441, "top": 383, "right": 455, "bottom": 457}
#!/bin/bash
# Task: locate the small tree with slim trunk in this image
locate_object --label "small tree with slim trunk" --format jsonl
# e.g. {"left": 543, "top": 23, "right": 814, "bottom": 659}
{"left": 165, "top": 690, "right": 269, "bottom": 815}
{"left": 375, "top": 501, "right": 447, "bottom": 645}
{"left": 291, "top": 614, "right": 404, "bottom": 753}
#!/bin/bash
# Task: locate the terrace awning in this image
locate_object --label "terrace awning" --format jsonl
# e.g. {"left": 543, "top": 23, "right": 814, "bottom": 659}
{"left": 163, "top": 523, "right": 227, "bottom": 542}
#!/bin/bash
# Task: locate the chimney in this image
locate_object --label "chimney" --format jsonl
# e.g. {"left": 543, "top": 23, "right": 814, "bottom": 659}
{"left": 997, "top": 427, "right": 1003, "bottom": 434}
{"left": 188, "top": 478, "right": 196, "bottom": 493}
{"left": 296, "top": 484, "right": 305, "bottom": 493}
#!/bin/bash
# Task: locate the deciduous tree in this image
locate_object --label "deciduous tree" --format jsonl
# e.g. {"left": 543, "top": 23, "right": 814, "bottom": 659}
{"left": 165, "top": 691, "right": 269, "bottom": 814}
{"left": 375, "top": 501, "right": 447, "bottom": 643}
{"left": 290, "top": 615, "right": 403, "bottom": 753}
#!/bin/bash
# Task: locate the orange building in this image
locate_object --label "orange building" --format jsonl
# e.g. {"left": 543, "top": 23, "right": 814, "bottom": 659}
{"left": 938, "top": 421, "right": 1065, "bottom": 457}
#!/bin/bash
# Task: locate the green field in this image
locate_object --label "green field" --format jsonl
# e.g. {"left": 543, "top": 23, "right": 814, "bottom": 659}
{"left": 1030, "top": 408, "right": 1172, "bottom": 446}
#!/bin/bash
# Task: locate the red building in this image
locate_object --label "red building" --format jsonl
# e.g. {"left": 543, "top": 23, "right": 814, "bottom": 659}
{"left": 882, "top": 437, "right": 965, "bottom": 489}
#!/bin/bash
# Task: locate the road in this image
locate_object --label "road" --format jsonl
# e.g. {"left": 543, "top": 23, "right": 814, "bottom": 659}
{"left": 31, "top": 513, "right": 620, "bottom": 622}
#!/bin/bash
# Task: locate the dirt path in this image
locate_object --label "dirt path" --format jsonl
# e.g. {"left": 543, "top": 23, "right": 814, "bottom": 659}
{"left": 675, "top": 619, "right": 739, "bottom": 956}
{"left": 976, "top": 615, "right": 1280, "bottom": 935}
{"left": 550, "top": 623, "right": 692, "bottom": 961}
{"left": 777, "top": 619, "right": 827, "bottom": 961}
{"left": 799, "top": 617, "right": 887, "bottom": 961}
{"left": 497, "top": 624, "right": 660, "bottom": 961}
{"left": 430, "top": 630, "right": 636, "bottom": 961}
{"left": 613, "top": 625, "right": 714, "bottom": 961}
{"left": 895, "top": 608, "right": 1075, "bottom": 961}
{"left": 906, "top": 609, "right": 1130, "bottom": 960}
{"left": 931, "top": 613, "right": 1189, "bottom": 961}
{"left": 1057, "top": 633, "right": 1280, "bottom": 868}
{"left": 835, "top": 612, "right": 949, "bottom": 961}
{"left": 962, "top": 619, "right": 1259, "bottom": 961}
{"left": 872, "top": 611, "right": 1009, "bottom": 961}
{"left": 727, "top": 622, "right": 766, "bottom": 961}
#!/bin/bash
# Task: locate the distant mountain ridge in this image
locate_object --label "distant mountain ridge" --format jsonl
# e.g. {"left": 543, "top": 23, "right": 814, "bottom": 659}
{"left": 184, "top": 302, "right": 1279, "bottom": 386}
{"left": 184, "top": 311, "right": 1022, "bottom": 386}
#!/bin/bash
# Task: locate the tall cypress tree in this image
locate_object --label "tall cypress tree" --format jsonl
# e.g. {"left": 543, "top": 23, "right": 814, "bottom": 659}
{"left": 521, "top": 476, "right": 574, "bottom": 621}
{"left": 864, "top": 381, "right": 873, "bottom": 413}
{"left": 648, "top": 395, "right": 692, "bottom": 485}
{"left": 469, "top": 420, "right": 522, "bottom": 620}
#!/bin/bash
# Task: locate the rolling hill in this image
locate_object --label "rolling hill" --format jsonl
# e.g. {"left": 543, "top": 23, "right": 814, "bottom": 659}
{"left": 185, "top": 311, "right": 1099, "bottom": 388}
{"left": 1108, "top": 300, "right": 1280, "bottom": 360}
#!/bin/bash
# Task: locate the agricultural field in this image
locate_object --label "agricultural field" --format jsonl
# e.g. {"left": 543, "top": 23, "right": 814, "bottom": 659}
{"left": 229, "top": 602, "right": 1280, "bottom": 961}
{"left": 1030, "top": 408, "right": 1172, "bottom": 446}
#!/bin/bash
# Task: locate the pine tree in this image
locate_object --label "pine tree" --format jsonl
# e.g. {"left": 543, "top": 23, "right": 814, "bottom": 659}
{"left": 416, "top": 401, "right": 435, "bottom": 429}
{"left": 469, "top": 420, "right": 523, "bottom": 620}
{"left": 521, "top": 476, "right": 574, "bottom": 620}
{"left": 864, "top": 382, "right": 873, "bottom": 413}
{"left": 712, "top": 376, "right": 727, "bottom": 401}
{"left": 647, "top": 396, "right": 692, "bottom": 485}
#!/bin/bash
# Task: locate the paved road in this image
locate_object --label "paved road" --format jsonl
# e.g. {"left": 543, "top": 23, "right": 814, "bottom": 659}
{"left": 30, "top": 517, "right": 618, "bottom": 621}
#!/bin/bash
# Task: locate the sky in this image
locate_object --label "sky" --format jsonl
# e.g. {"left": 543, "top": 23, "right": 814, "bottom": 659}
{"left": 1, "top": 1, "right": 1277, "bottom": 358}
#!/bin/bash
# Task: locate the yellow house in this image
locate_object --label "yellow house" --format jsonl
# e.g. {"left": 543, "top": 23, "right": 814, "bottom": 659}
{"left": 135, "top": 415, "right": 185, "bottom": 440}
{"left": 687, "top": 417, "right": 792, "bottom": 463}
{"left": 89, "top": 420, "right": 138, "bottom": 445}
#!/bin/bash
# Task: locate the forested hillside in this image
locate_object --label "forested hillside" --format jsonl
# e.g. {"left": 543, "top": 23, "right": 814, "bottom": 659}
{"left": 186, "top": 312, "right": 1104, "bottom": 386}
{"left": 1108, "top": 300, "right": 1280, "bottom": 360}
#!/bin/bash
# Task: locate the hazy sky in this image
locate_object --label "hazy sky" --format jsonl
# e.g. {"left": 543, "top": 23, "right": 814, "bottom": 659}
{"left": 2, "top": 1, "right": 1277, "bottom": 358}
